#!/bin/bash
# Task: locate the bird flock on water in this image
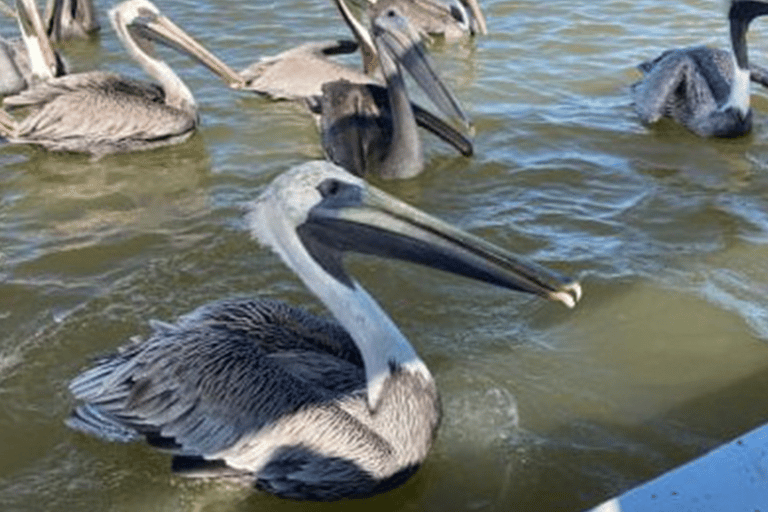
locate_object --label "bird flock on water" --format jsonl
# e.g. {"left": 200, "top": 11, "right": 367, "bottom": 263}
{"left": 0, "top": 0, "right": 766, "bottom": 502}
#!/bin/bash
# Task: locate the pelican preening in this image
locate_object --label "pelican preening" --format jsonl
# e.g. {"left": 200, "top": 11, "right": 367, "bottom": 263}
{"left": 0, "top": 0, "right": 243, "bottom": 156}
{"left": 320, "top": 2, "right": 472, "bottom": 178}
{"left": 44, "top": 0, "right": 100, "bottom": 41}
{"left": 632, "top": 0, "right": 768, "bottom": 138}
{"left": 0, "top": 0, "right": 65, "bottom": 96}
{"left": 67, "top": 161, "right": 581, "bottom": 500}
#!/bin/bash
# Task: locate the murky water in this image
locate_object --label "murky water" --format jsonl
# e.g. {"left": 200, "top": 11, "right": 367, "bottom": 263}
{"left": 2, "top": 0, "right": 768, "bottom": 510}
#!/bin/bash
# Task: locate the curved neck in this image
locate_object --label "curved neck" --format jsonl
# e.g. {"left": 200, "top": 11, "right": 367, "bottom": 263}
{"left": 111, "top": 13, "right": 196, "bottom": 115}
{"left": 249, "top": 200, "right": 432, "bottom": 412}
{"left": 378, "top": 45, "right": 422, "bottom": 179}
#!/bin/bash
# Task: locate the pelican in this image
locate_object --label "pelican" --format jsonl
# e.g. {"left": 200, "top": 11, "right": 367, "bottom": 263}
{"left": 632, "top": 0, "right": 768, "bottom": 138}
{"left": 320, "top": 2, "right": 473, "bottom": 178}
{"left": 44, "top": 0, "right": 100, "bottom": 42}
{"left": 0, "top": 0, "right": 65, "bottom": 96}
{"left": 361, "top": 0, "right": 487, "bottom": 40}
{"left": 66, "top": 161, "right": 582, "bottom": 501}
{"left": 0, "top": 0, "right": 244, "bottom": 156}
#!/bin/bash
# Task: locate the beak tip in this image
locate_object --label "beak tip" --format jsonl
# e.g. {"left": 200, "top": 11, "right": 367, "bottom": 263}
{"left": 551, "top": 281, "right": 582, "bottom": 309}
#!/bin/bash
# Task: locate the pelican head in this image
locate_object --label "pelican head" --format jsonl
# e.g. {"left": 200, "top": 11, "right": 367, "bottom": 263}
{"left": 249, "top": 161, "right": 581, "bottom": 308}
{"left": 109, "top": 0, "right": 244, "bottom": 98}
{"left": 373, "top": 2, "right": 472, "bottom": 129}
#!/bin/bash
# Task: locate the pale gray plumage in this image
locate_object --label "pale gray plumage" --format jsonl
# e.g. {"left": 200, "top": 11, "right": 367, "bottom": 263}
{"left": 44, "top": 0, "right": 100, "bottom": 41}
{"left": 67, "top": 161, "right": 582, "bottom": 500}
{"left": 319, "top": 1, "right": 472, "bottom": 178}
{"left": 632, "top": 0, "right": 768, "bottom": 137}
{"left": 1, "top": 0, "right": 243, "bottom": 156}
{"left": 238, "top": 39, "right": 376, "bottom": 100}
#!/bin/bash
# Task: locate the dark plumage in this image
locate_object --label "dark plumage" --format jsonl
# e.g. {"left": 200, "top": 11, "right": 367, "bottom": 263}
{"left": 632, "top": 0, "right": 768, "bottom": 137}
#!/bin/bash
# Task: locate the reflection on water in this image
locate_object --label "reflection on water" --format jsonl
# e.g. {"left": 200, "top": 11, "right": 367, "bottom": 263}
{"left": 2, "top": 0, "right": 768, "bottom": 510}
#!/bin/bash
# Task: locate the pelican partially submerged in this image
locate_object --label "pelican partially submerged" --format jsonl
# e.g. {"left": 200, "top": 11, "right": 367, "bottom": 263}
{"left": 0, "top": 0, "right": 65, "bottom": 96}
{"left": 320, "top": 2, "right": 473, "bottom": 178}
{"left": 632, "top": 0, "right": 768, "bottom": 137}
{"left": 67, "top": 161, "right": 581, "bottom": 500}
{"left": 0, "top": 0, "right": 243, "bottom": 156}
{"left": 44, "top": 0, "right": 100, "bottom": 41}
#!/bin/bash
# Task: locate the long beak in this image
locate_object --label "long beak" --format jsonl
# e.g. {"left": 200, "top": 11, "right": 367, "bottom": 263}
{"left": 15, "top": 0, "right": 58, "bottom": 80}
{"left": 127, "top": 12, "right": 246, "bottom": 89}
{"left": 297, "top": 178, "right": 582, "bottom": 307}
{"left": 373, "top": 7, "right": 472, "bottom": 131}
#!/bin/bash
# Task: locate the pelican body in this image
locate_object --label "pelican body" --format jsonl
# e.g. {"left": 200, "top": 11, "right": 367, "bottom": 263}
{"left": 0, "top": 0, "right": 243, "bottom": 156}
{"left": 0, "top": 0, "right": 65, "bottom": 96}
{"left": 67, "top": 161, "right": 581, "bottom": 500}
{"left": 320, "top": 2, "right": 472, "bottom": 178}
{"left": 632, "top": 0, "right": 768, "bottom": 137}
{"left": 44, "top": 0, "right": 100, "bottom": 42}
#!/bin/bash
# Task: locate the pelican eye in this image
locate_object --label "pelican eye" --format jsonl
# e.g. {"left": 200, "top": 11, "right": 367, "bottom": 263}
{"left": 316, "top": 179, "right": 363, "bottom": 206}
{"left": 317, "top": 179, "right": 343, "bottom": 198}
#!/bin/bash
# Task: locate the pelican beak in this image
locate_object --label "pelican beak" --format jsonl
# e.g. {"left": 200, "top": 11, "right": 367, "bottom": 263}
{"left": 372, "top": 6, "right": 472, "bottom": 131}
{"left": 127, "top": 11, "right": 246, "bottom": 89}
{"left": 15, "top": 0, "right": 58, "bottom": 80}
{"left": 296, "top": 176, "right": 582, "bottom": 307}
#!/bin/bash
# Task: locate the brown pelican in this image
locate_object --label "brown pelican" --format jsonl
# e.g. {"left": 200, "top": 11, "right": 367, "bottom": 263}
{"left": 320, "top": 2, "right": 473, "bottom": 178}
{"left": 44, "top": 0, "right": 100, "bottom": 41}
{"left": 0, "top": 0, "right": 244, "bottom": 156}
{"left": 362, "top": 0, "right": 487, "bottom": 39}
{"left": 632, "top": 0, "right": 768, "bottom": 138}
{"left": 0, "top": 0, "right": 65, "bottom": 96}
{"left": 66, "top": 161, "right": 582, "bottom": 501}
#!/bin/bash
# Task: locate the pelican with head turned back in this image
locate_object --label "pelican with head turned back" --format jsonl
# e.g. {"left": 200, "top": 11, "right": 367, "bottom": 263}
{"left": 66, "top": 160, "right": 582, "bottom": 501}
{"left": 320, "top": 0, "right": 473, "bottom": 178}
{"left": 44, "top": 0, "right": 100, "bottom": 42}
{"left": 0, "top": 0, "right": 65, "bottom": 96}
{"left": 632, "top": 0, "right": 768, "bottom": 137}
{"left": 0, "top": 0, "right": 244, "bottom": 157}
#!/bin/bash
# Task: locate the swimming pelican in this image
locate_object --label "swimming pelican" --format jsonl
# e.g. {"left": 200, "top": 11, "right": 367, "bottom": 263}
{"left": 0, "top": 0, "right": 65, "bottom": 96}
{"left": 0, "top": 0, "right": 244, "bottom": 156}
{"left": 632, "top": 0, "right": 768, "bottom": 137}
{"left": 67, "top": 161, "right": 582, "bottom": 501}
{"left": 44, "top": 0, "right": 100, "bottom": 41}
{"left": 320, "top": 2, "right": 472, "bottom": 178}
{"left": 362, "top": 0, "right": 487, "bottom": 40}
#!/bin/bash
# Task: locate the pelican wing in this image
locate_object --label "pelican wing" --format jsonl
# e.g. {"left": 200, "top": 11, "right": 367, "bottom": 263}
{"left": 240, "top": 40, "right": 373, "bottom": 100}
{"left": 3, "top": 71, "right": 195, "bottom": 154}
{"left": 68, "top": 298, "right": 367, "bottom": 466}
{"left": 632, "top": 47, "right": 725, "bottom": 124}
